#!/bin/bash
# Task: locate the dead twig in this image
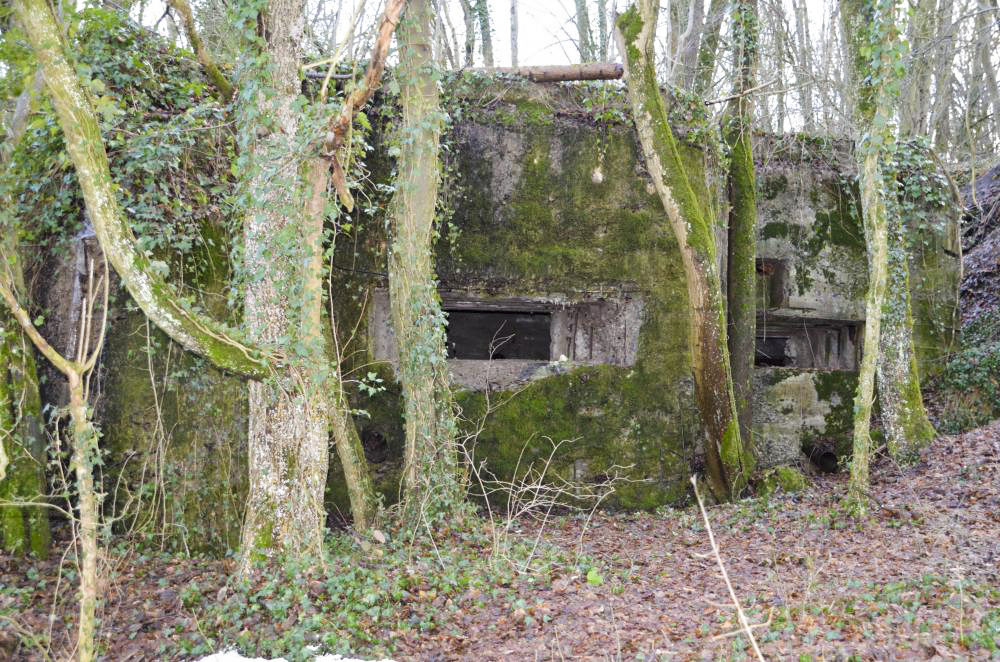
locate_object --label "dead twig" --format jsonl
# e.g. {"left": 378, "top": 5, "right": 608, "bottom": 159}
{"left": 691, "top": 475, "right": 767, "bottom": 661}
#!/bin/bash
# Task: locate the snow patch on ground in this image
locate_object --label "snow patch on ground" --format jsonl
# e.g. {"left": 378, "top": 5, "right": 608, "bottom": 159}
{"left": 196, "top": 651, "right": 394, "bottom": 662}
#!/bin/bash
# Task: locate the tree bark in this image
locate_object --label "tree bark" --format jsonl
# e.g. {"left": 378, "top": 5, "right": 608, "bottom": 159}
{"left": 930, "top": 0, "right": 955, "bottom": 153}
{"left": 68, "top": 374, "right": 100, "bottom": 662}
{"left": 596, "top": 0, "right": 609, "bottom": 60}
{"left": 899, "top": 0, "right": 935, "bottom": 135}
{"left": 675, "top": 0, "right": 706, "bottom": 89}
{"left": 616, "top": 0, "right": 754, "bottom": 501}
{"left": 792, "top": 0, "right": 815, "bottom": 131}
{"left": 510, "top": 0, "right": 518, "bottom": 66}
{"left": 725, "top": 0, "right": 759, "bottom": 457}
{"left": 475, "top": 0, "right": 494, "bottom": 67}
{"left": 575, "top": 0, "right": 595, "bottom": 62}
{"left": 975, "top": 2, "right": 1000, "bottom": 144}
{"left": 302, "top": 161, "right": 377, "bottom": 532}
{"left": 876, "top": 202, "right": 935, "bottom": 461}
{"left": 459, "top": 0, "right": 477, "bottom": 66}
{"left": 694, "top": 0, "right": 727, "bottom": 94}
{"left": 391, "top": 0, "right": 464, "bottom": 525}
{"left": 235, "top": 0, "right": 331, "bottom": 570}
{"left": 840, "top": 0, "right": 904, "bottom": 514}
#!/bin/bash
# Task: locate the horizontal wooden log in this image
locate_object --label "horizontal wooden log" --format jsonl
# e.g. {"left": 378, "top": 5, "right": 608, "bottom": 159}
{"left": 474, "top": 62, "right": 623, "bottom": 82}
{"left": 305, "top": 62, "right": 624, "bottom": 83}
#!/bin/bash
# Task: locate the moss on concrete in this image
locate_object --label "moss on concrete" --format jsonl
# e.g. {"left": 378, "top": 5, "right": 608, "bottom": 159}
{"left": 758, "top": 466, "right": 808, "bottom": 495}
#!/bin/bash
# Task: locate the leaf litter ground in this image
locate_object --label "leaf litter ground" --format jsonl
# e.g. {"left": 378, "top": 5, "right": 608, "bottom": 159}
{"left": 2, "top": 420, "right": 998, "bottom": 660}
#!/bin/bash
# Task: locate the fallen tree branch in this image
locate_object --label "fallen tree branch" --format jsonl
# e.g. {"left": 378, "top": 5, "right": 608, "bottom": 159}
{"left": 472, "top": 62, "right": 623, "bottom": 81}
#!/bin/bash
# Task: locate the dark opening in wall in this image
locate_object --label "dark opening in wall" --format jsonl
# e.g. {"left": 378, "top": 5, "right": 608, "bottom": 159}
{"left": 445, "top": 310, "right": 552, "bottom": 360}
{"left": 756, "top": 258, "right": 788, "bottom": 309}
{"left": 755, "top": 336, "right": 792, "bottom": 366}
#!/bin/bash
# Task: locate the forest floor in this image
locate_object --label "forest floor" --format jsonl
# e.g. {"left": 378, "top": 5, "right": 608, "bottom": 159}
{"left": 2, "top": 420, "right": 999, "bottom": 661}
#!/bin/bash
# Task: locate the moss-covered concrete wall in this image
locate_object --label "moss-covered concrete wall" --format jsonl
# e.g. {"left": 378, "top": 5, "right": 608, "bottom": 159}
{"left": 332, "top": 90, "right": 960, "bottom": 516}
{"left": 19, "top": 52, "right": 959, "bottom": 551}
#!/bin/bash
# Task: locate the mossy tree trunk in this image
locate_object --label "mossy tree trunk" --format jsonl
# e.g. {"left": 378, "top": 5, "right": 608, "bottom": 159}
{"left": 724, "top": 0, "right": 759, "bottom": 456}
{"left": 303, "top": 162, "right": 377, "bottom": 533}
{"left": 840, "top": 0, "right": 906, "bottom": 513}
{"left": 0, "top": 319, "right": 50, "bottom": 558}
{"left": 1, "top": 257, "right": 107, "bottom": 662}
{"left": 15, "top": 0, "right": 373, "bottom": 567}
{"left": 0, "top": 73, "right": 52, "bottom": 559}
{"left": 877, "top": 206, "right": 935, "bottom": 461}
{"left": 390, "top": 0, "right": 465, "bottom": 526}
{"left": 616, "top": 0, "right": 754, "bottom": 501}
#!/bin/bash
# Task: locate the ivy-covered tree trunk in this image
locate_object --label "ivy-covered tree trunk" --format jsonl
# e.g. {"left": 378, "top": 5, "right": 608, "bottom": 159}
{"left": 877, "top": 203, "right": 935, "bottom": 461}
{"left": 390, "top": 0, "right": 464, "bottom": 526}
{"left": 616, "top": 0, "right": 754, "bottom": 501}
{"left": 840, "top": 0, "right": 905, "bottom": 513}
{"left": 234, "top": 0, "right": 331, "bottom": 569}
{"left": 724, "top": 0, "right": 759, "bottom": 455}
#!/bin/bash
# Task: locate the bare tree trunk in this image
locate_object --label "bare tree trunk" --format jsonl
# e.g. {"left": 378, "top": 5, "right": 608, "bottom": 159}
{"left": 301, "top": 163, "right": 377, "bottom": 533}
{"left": 725, "top": 0, "right": 759, "bottom": 455}
{"left": 675, "top": 0, "right": 706, "bottom": 88}
{"left": 899, "top": 0, "right": 935, "bottom": 134}
{"left": 773, "top": 12, "right": 788, "bottom": 132}
{"left": 841, "top": 0, "right": 904, "bottom": 514}
{"left": 392, "top": 0, "right": 464, "bottom": 526}
{"left": 792, "top": 0, "right": 815, "bottom": 131}
{"left": 459, "top": 0, "right": 477, "bottom": 66}
{"left": 510, "top": 0, "right": 518, "bottom": 66}
{"left": 975, "top": 2, "right": 1000, "bottom": 145}
{"left": 616, "top": 0, "right": 754, "bottom": 501}
{"left": 575, "top": 0, "right": 595, "bottom": 61}
{"left": 930, "top": 0, "right": 955, "bottom": 153}
{"left": 597, "top": 0, "right": 609, "bottom": 60}
{"left": 693, "top": 0, "right": 727, "bottom": 94}
{"left": 476, "top": 0, "right": 494, "bottom": 67}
